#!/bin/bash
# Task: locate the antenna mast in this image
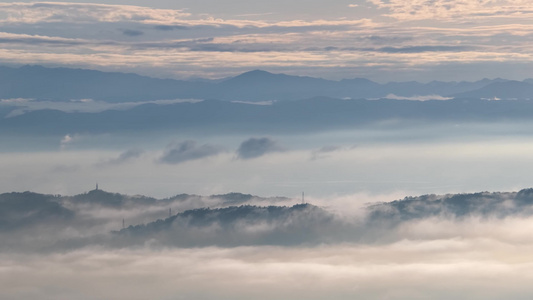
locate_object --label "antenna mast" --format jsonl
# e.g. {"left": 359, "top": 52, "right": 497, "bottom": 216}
{"left": 302, "top": 192, "right": 305, "bottom": 204}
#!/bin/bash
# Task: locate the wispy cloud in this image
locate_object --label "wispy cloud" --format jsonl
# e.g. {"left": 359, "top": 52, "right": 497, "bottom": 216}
{"left": 98, "top": 149, "right": 144, "bottom": 166}
{"left": 121, "top": 29, "right": 144, "bottom": 37}
{"left": 310, "top": 145, "right": 356, "bottom": 160}
{"left": 375, "top": 45, "right": 472, "bottom": 53}
{"left": 1, "top": 98, "right": 202, "bottom": 117}
{"left": 0, "top": 2, "right": 375, "bottom": 29}
{"left": 60, "top": 134, "right": 80, "bottom": 150}
{"left": 0, "top": 2, "right": 191, "bottom": 24}
{"left": 159, "top": 140, "right": 224, "bottom": 164}
{"left": 236, "top": 137, "right": 284, "bottom": 160}
{"left": 367, "top": 0, "right": 533, "bottom": 21}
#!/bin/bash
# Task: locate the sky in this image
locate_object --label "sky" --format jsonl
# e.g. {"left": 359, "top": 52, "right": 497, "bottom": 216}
{"left": 1, "top": 0, "right": 533, "bottom": 81}
{"left": 5, "top": 2, "right": 533, "bottom": 300}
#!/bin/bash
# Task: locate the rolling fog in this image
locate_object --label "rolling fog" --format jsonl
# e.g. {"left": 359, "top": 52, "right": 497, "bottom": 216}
{"left": 4, "top": 188, "right": 533, "bottom": 299}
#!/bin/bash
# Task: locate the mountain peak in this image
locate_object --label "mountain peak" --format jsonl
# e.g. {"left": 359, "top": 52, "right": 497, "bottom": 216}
{"left": 227, "top": 69, "right": 279, "bottom": 81}
{"left": 243, "top": 69, "right": 274, "bottom": 76}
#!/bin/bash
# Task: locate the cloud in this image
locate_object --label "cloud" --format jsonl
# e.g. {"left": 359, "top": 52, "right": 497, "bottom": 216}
{"left": 0, "top": 2, "right": 374, "bottom": 29}
{"left": 0, "top": 32, "right": 83, "bottom": 46}
{"left": 121, "top": 29, "right": 144, "bottom": 37}
{"left": 236, "top": 137, "right": 284, "bottom": 159}
{"left": 0, "top": 32, "right": 289, "bottom": 53}
{"left": 1, "top": 98, "right": 202, "bottom": 116}
{"left": 159, "top": 140, "right": 223, "bottom": 164}
{"left": 375, "top": 45, "right": 471, "bottom": 53}
{"left": 60, "top": 134, "right": 79, "bottom": 149}
{"left": 310, "top": 145, "right": 353, "bottom": 160}
{"left": 230, "top": 100, "right": 274, "bottom": 106}
{"left": 154, "top": 25, "right": 189, "bottom": 31}
{"left": 0, "top": 2, "right": 191, "bottom": 24}
{"left": 2, "top": 242, "right": 533, "bottom": 300}
{"left": 384, "top": 94, "right": 453, "bottom": 101}
{"left": 0, "top": 25, "right": 522, "bottom": 82}
{"left": 366, "top": 0, "right": 533, "bottom": 21}
{"left": 99, "top": 149, "right": 144, "bottom": 166}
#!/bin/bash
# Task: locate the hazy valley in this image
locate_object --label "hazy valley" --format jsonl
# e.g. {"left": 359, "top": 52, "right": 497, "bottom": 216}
{"left": 4, "top": 0, "right": 533, "bottom": 298}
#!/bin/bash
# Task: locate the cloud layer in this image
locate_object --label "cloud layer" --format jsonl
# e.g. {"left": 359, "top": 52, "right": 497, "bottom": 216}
{"left": 3, "top": 240, "right": 533, "bottom": 300}
{"left": 0, "top": 1, "right": 532, "bottom": 81}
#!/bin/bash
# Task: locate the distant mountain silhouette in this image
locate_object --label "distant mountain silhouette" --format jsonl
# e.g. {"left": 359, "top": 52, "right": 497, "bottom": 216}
{"left": 4, "top": 97, "right": 533, "bottom": 136}
{"left": 0, "top": 65, "right": 209, "bottom": 102}
{"left": 216, "top": 70, "right": 343, "bottom": 100}
{"left": 0, "top": 65, "right": 520, "bottom": 102}
{"left": 451, "top": 80, "right": 533, "bottom": 100}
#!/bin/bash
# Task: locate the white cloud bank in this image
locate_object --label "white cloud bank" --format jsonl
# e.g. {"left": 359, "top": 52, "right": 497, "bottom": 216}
{"left": 2, "top": 235, "right": 533, "bottom": 300}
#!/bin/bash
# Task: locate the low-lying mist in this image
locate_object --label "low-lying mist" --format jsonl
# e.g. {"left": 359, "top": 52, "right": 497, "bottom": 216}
{"left": 4, "top": 188, "right": 533, "bottom": 250}
{"left": 3, "top": 189, "right": 533, "bottom": 299}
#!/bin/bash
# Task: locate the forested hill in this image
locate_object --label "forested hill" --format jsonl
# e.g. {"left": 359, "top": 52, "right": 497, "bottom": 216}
{"left": 4, "top": 188, "right": 533, "bottom": 251}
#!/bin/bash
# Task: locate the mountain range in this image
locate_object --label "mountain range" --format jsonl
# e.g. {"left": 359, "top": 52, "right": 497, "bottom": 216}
{"left": 3, "top": 97, "right": 533, "bottom": 138}
{"left": 1, "top": 65, "right": 533, "bottom": 102}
